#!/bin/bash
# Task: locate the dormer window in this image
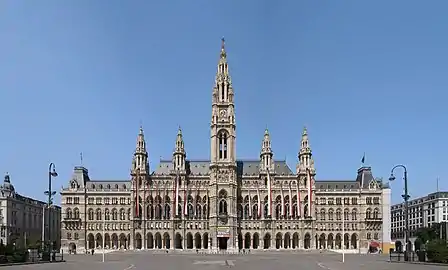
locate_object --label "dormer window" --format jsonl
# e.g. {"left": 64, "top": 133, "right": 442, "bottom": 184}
{"left": 70, "top": 181, "right": 77, "bottom": 189}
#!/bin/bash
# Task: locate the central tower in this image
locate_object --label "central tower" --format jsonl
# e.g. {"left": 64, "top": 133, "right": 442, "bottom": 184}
{"left": 209, "top": 38, "right": 238, "bottom": 251}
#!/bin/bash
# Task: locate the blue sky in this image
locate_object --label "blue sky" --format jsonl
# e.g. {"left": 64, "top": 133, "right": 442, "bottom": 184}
{"left": 1, "top": 1, "right": 447, "bottom": 205}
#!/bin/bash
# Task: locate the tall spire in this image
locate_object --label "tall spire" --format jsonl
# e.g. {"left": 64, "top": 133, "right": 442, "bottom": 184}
{"left": 212, "top": 37, "right": 233, "bottom": 105}
{"left": 132, "top": 125, "right": 149, "bottom": 173}
{"left": 210, "top": 38, "right": 236, "bottom": 165}
{"left": 260, "top": 128, "right": 274, "bottom": 172}
{"left": 173, "top": 127, "right": 186, "bottom": 171}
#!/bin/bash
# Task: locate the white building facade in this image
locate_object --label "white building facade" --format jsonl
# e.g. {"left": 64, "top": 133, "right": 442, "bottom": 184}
{"left": 391, "top": 191, "right": 448, "bottom": 250}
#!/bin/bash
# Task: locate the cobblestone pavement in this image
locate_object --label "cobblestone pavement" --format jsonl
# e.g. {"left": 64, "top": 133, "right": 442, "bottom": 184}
{"left": 2, "top": 251, "right": 447, "bottom": 269}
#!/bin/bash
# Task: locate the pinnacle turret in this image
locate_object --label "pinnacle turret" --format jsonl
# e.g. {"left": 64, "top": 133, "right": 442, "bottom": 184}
{"left": 297, "top": 126, "right": 315, "bottom": 174}
{"left": 135, "top": 125, "right": 146, "bottom": 154}
{"left": 260, "top": 128, "right": 274, "bottom": 172}
{"left": 131, "top": 125, "right": 149, "bottom": 174}
{"left": 173, "top": 127, "right": 186, "bottom": 171}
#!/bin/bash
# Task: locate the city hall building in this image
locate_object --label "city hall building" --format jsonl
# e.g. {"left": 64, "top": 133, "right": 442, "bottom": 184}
{"left": 61, "top": 39, "right": 391, "bottom": 253}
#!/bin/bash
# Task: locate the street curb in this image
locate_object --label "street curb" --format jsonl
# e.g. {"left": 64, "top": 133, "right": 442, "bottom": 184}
{"left": 0, "top": 260, "right": 66, "bottom": 267}
{"left": 389, "top": 260, "right": 447, "bottom": 266}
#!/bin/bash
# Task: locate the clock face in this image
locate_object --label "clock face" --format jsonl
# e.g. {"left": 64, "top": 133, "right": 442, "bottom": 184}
{"left": 219, "top": 109, "right": 227, "bottom": 117}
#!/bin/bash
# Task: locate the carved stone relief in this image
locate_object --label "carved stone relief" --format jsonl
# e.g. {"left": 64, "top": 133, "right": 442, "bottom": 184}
{"left": 217, "top": 169, "right": 230, "bottom": 183}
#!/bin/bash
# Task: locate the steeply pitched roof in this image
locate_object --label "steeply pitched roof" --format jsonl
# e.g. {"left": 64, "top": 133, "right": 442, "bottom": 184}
{"left": 154, "top": 159, "right": 294, "bottom": 176}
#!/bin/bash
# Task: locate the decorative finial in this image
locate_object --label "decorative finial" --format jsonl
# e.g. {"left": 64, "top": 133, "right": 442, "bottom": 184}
{"left": 221, "top": 37, "right": 225, "bottom": 50}
{"left": 177, "top": 126, "right": 182, "bottom": 135}
{"left": 302, "top": 126, "right": 308, "bottom": 136}
{"left": 4, "top": 172, "right": 10, "bottom": 183}
{"left": 139, "top": 124, "right": 144, "bottom": 135}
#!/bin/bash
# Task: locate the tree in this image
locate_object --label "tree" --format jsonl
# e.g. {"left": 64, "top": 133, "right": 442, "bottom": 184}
{"left": 416, "top": 224, "right": 439, "bottom": 244}
{"left": 426, "top": 239, "right": 448, "bottom": 263}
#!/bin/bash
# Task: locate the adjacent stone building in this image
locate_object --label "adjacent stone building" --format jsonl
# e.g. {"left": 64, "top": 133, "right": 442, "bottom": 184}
{"left": 0, "top": 173, "right": 61, "bottom": 249}
{"left": 60, "top": 39, "right": 391, "bottom": 253}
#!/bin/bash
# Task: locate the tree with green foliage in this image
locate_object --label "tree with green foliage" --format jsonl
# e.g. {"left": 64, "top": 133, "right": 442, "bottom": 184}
{"left": 416, "top": 223, "right": 440, "bottom": 244}
{"left": 426, "top": 239, "right": 448, "bottom": 263}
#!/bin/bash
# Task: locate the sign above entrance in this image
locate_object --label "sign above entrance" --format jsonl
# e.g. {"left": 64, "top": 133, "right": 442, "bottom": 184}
{"left": 217, "top": 227, "right": 230, "bottom": 237}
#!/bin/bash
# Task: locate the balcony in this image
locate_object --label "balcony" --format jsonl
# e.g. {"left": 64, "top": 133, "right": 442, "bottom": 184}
{"left": 365, "top": 217, "right": 382, "bottom": 222}
{"left": 63, "top": 217, "right": 81, "bottom": 222}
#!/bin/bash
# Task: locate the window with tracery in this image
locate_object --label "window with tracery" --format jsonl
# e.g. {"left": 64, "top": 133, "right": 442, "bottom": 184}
{"left": 218, "top": 190, "right": 228, "bottom": 214}
{"left": 218, "top": 132, "right": 228, "bottom": 160}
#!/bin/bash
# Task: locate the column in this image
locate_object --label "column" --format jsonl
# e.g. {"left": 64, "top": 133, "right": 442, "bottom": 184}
{"left": 234, "top": 234, "right": 238, "bottom": 252}
{"left": 183, "top": 225, "right": 186, "bottom": 250}
{"left": 130, "top": 231, "right": 134, "bottom": 250}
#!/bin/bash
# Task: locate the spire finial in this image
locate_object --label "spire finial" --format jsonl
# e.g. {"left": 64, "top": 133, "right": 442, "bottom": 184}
{"left": 302, "top": 126, "right": 308, "bottom": 136}
{"left": 4, "top": 172, "right": 10, "bottom": 183}
{"left": 177, "top": 126, "right": 182, "bottom": 135}
{"left": 220, "top": 37, "right": 227, "bottom": 58}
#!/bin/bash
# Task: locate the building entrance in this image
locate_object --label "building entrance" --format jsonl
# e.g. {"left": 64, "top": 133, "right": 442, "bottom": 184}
{"left": 218, "top": 237, "right": 228, "bottom": 250}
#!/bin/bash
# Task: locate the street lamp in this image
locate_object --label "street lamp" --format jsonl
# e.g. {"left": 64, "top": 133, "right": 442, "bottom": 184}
{"left": 389, "top": 164, "right": 410, "bottom": 260}
{"left": 44, "top": 163, "right": 57, "bottom": 259}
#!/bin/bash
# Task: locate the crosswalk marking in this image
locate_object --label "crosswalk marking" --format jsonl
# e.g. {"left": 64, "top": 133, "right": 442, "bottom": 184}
{"left": 193, "top": 260, "right": 235, "bottom": 266}
{"left": 194, "top": 260, "right": 227, "bottom": 265}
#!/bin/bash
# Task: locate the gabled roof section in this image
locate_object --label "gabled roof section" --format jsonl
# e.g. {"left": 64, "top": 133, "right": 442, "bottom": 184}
{"left": 314, "top": 166, "right": 381, "bottom": 190}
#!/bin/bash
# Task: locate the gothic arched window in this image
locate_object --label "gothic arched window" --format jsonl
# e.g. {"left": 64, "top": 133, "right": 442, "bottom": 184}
{"left": 218, "top": 189, "right": 228, "bottom": 214}
{"left": 88, "top": 208, "right": 94, "bottom": 220}
{"left": 164, "top": 204, "right": 171, "bottom": 219}
{"left": 218, "top": 132, "right": 228, "bottom": 160}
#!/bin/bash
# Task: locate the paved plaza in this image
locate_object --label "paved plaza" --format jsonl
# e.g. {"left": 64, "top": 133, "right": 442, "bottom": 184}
{"left": 2, "top": 251, "right": 447, "bottom": 270}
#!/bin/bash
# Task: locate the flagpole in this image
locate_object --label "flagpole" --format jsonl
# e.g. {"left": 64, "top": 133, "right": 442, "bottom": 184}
{"left": 102, "top": 210, "right": 105, "bottom": 262}
{"left": 342, "top": 197, "right": 345, "bottom": 263}
{"left": 267, "top": 169, "right": 272, "bottom": 217}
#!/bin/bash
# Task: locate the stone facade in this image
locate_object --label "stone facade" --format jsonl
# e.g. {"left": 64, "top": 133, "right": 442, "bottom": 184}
{"left": 60, "top": 39, "right": 390, "bottom": 253}
{"left": 0, "top": 173, "right": 61, "bottom": 249}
